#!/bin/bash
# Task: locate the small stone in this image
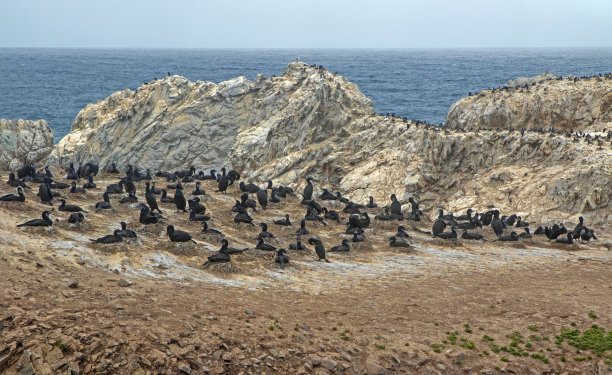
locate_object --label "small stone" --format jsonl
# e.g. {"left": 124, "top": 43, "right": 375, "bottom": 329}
{"left": 320, "top": 358, "right": 337, "bottom": 371}
{"left": 245, "top": 309, "right": 255, "bottom": 315}
{"left": 366, "top": 361, "right": 385, "bottom": 375}
{"left": 480, "top": 369, "right": 496, "bottom": 375}
{"left": 392, "top": 355, "right": 401, "bottom": 365}
{"left": 178, "top": 362, "right": 191, "bottom": 374}
{"left": 67, "top": 279, "right": 78, "bottom": 288}
{"left": 436, "top": 363, "right": 446, "bottom": 371}
{"left": 210, "top": 366, "right": 225, "bottom": 374}
{"left": 118, "top": 279, "right": 133, "bottom": 287}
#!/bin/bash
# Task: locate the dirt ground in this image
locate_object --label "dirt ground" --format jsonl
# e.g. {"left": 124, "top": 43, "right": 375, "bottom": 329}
{"left": 0, "top": 172, "right": 611, "bottom": 375}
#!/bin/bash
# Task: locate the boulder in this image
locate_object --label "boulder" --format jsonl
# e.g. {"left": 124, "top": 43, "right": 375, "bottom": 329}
{"left": 0, "top": 119, "right": 54, "bottom": 170}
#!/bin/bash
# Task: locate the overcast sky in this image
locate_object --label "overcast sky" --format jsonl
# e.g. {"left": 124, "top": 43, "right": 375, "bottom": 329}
{"left": 1, "top": 0, "right": 611, "bottom": 48}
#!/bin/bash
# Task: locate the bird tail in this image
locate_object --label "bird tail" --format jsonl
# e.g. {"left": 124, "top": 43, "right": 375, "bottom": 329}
{"left": 16, "top": 223, "right": 25, "bottom": 227}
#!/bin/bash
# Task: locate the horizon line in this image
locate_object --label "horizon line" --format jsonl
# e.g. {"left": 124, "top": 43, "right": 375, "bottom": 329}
{"left": 2, "top": 45, "right": 612, "bottom": 50}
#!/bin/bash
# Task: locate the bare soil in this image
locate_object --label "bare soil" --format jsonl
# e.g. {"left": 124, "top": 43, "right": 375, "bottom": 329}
{"left": 0, "top": 173, "right": 611, "bottom": 375}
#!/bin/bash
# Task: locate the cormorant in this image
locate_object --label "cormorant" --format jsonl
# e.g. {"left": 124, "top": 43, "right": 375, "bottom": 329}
{"left": 366, "top": 196, "right": 377, "bottom": 208}
{"left": 90, "top": 230, "right": 123, "bottom": 244}
{"left": 58, "top": 199, "right": 86, "bottom": 213}
{"left": 296, "top": 219, "right": 309, "bottom": 235}
{"left": 95, "top": 192, "right": 112, "bottom": 210}
{"left": 302, "top": 177, "right": 314, "bottom": 201}
{"left": 461, "top": 230, "right": 484, "bottom": 240}
{"left": 308, "top": 238, "right": 330, "bottom": 262}
{"left": 436, "top": 227, "right": 457, "bottom": 239}
{"left": 255, "top": 238, "right": 276, "bottom": 251}
{"left": 17, "top": 211, "right": 52, "bottom": 227}
{"left": 0, "top": 187, "right": 25, "bottom": 202}
{"left": 275, "top": 249, "right": 290, "bottom": 268}
{"left": 201, "top": 222, "right": 222, "bottom": 235}
{"left": 274, "top": 214, "right": 291, "bottom": 226}
{"left": 67, "top": 212, "right": 85, "bottom": 224}
{"left": 258, "top": 223, "right": 274, "bottom": 239}
{"left": 319, "top": 189, "right": 337, "bottom": 200}
{"left": 167, "top": 225, "right": 195, "bottom": 243}
{"left": 329, "top": 239, "right": 350, "bottom": 252}
{"left": 160, "top": 189, "right": 174, "bottom": 203}
{"left": 118, "top": 222, "right": 137, "bottom": 238}
{"left": 192, "top": 182, "right": 205, "bottom": 195}
{"left": 119, "top": 191, "right": 138, "bottom": 204}
{"left": 174, "top": 184, "right": 187, "bottom": 212}
{"left": 83, "top": 175, "right": 96, "bottom": 189}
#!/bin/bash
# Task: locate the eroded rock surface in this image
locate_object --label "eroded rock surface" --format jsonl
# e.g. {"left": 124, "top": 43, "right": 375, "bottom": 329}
{"left": 0, "top": 119, "right": 54, "bottom": 170}
{"left": 446, "top": 74, "right": 612, "bottom": 132}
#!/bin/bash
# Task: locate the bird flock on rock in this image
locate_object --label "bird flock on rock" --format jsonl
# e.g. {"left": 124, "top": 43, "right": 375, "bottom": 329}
{"left": 1, "top": 161, "right": 599, "bottom": 269}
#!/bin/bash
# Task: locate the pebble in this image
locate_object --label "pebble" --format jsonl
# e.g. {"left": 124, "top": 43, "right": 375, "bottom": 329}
{"left": 365, "top": 361, "right": 385, "bottom": 375}
{"left": 118, "top": 279, "right": 133, "bottom": 287}
{"left": 67, "top": 279, "right": 78, "bottom": 288}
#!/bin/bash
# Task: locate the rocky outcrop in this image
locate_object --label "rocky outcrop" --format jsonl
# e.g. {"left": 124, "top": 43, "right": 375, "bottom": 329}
{"left": 0, "top": 119, "right": 54, "bottom": 170}
{"left": 446, "top": 74, "right": 612, "bottom": 132}
{"left": 50, "top": 61, "right": 374, "bottom": 171}
{"left": 51, "top": 65, "right": 612, "bottom": 222}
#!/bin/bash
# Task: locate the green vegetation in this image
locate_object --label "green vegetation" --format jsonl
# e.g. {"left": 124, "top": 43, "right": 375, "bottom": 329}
{"left": 531, "top": 353, "right": 550, "bottom": 364}
{"left": 53, "top": 340, "right": 70, "bottom": 352}
{"left": 588, "top": 312, "right": 598, "bottom": 319}
{"left": 500, "top": 356, "right": 509, "bottom": 362}
{"left": 430, "top": 343, "right": 443, "bottom": 353}
{"left": 268, "top": 325, "right": 274, "bottom": 331}
{"left": 373, "top": 343, "right": 386, "bottom": 350}
{"left": 482, "top": 334, "right": 494, "bottom": 342}
{"left": 464, "top": 324, "right": 472, "bottom": 333}
{"left": 528, "top": 325, "right": 538, "bottom": 332}
{"left": 192, "top": 313, "right": 201, "bottom": 319}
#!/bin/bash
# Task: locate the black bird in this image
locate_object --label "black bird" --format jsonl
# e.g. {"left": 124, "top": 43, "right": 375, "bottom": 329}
{"left": 308, "top": 238, "right": 330, "bottom": 262}
{"left": 240, "top": 181, "right": 260, "bottom": 193}
{"left": 365, "top": 196, "right": 378, "bottom": 208}
{"left": 90, "top": 230, "right": 123, "bottom": 244}
{"left": 95, "top": 192, "right": 112, "bottom": 210}
{"left": 204, "top": 248, "right": 231, "bottom": 266}
{"left": 220, "top": 238, "right": 248, "bottom": 254}
{"left": 491, "top": 210, "right": 504, "bottom": 237}
{"left": 145, "top": 182, "right": 162, "bottom": 214}
{"left": 257, "top": 188, "right": 268, "bottom": 210}
{"left": 118, "top": 222, "right": 137, "bottom": 238}
{"left": 17, "top": 211, "right": 52, "bottom": 227}
{"left": 7, "top": 172, "right": 30, "bottom": 189}
{"left": 234, "top": 210, "right": 253, "bottom": 225}
{"left": 167, "top": 225, "right": 195, "bottom": 243}
{"left": 58, "top": 199, "right": 86, "bottom": 212}
{"left": 50, "top": 181, "right": 70, "bottom": 190}
{"left": 395, "top": 225, "right": 410, "bottom": 238}
{"left": 192, "top": 182, "right": 205, "bottom": 195}
{"left": 227, "top": 169, "right": 241, "bottom": 181}
{"left": 319, "top": 188, "right": 337, "bottom": 200}
{"left": 275, "top": 249, "right": 290, "bottom": 268}
{"left": 302, "top": 177, "right": 314, "bottom": 201}
{"left": 69, "top": 181, "right": 86, "bottom": 194}
{"left": 515, "top": 216, "right": 529, "bottom": 227}
{"left": 274, "top": 214, "right": 291, "bottom": 226}
{"left": 572, "top": 216, "right": 585, "bottom": 238}
{"left": 461, "top": 230, "right": 484, "bottom": 240}
{"left": 270, "top": 190, "right": 281, "bottom": 203}
{"left": 17, "top": 163, "right": 35, "bottom": 179}
{"left": 150, "top": 182, "right": 162, "bottom": 195}
{"left": 201, "top": 222, "right": 222, "bottom": 235}
{"left": 555, "top": 233, "right": 573, "bottom": 244}
{"left": 580, "top": 228, "right": 597, "bottom": 242}
{"left": 189, "top": 209, "right": 210, "bottom": 222}
{"left": 518, "top": 228, "right": 532, "bottom": 239}
{"left": 351, "top": 230, "right": 365, "bottom": 242}
{"left": 322, "top": 207, "right": 340, "bottom": 222}
{"left": 123, "top": 177, "right": 136, "bottom": 194}
{"left": 336, "top": 192, "right": 350, "bottom": 204}
{"left": 296, "top": 219, "right": 309, "bottom": 235}
{"left": 455, "top": 209, "right": 473, "bottom": 221}
{"left": 389, "top": 194, "right": 402, "bottom": 217}
{"left": 83, "top": 175, "right": 96, "bottom": 189}
{"left": 255, "top": 237, "right": 276, "bottom": 251}
{"left": 496, "top": 232, "right": 519, "bottom": 242}
{"left": 38, "top": 180, "right": 53, "bottom": 205}
{"left": 139, "top": 204, "right": 159, "bottom": 225}
{"left": 407, "top": 197, "right": 422, "bottom": 215}
{"left": 533, "top": 226, "right": 544, "bottom": 235}
{"left": 289, "top": 239, "right": 306, "bottom": 250}
{"left": 67, "top": 212, "right": 85, "bottom": 224}
{"left": 0, "top": 187, "right": 25, "bottom": 202}
{"left": 240, "top": 193, "right": 257, "bottom": 209}
{"left": 389, "top": 236, "right": 412, "bottom": 248}
{"left": 436, "top": 227, "right": 457, "bottom": 239}
{"left": 187, "top": 198, "right": 205, "bottom": 214}
{"left": 258, "top": 223, "right": 274, "bottom": 239}
{"left": 504, "top": 214, "right": 517, "bottom": 227}
{"left": 216, "top": 170, "right": 232, "bottom": 194}
{"left": 107, "top": 162, "right": 120, "bottom": 174}
{"left": 105, "top": 181, "right": 124, "bottom": 194}
{"left": 160, "top": 189, "right": 174, "bottom": 203}
{"left": 174, "top": 184, "right": 187, "bottom": 212}
{"left": 119, "top": 191, "right": 138, "bottom": 204}
{"left": 374, "top": 208, "right": 393, "bottom": 221}
{"left": 201, "top": 170, "right": 217, "bottom": 181}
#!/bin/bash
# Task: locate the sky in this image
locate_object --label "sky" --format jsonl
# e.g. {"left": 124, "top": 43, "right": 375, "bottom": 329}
{"left": 1, "top": 0, "right": 611, "bottom": 49}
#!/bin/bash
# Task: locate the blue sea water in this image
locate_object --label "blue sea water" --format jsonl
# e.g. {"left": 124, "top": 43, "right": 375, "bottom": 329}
{"left": 1, "top": 48, "right": 611, "bottom": 143}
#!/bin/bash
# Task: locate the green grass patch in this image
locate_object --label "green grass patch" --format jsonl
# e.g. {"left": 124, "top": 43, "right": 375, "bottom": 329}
{"left": 531, "top": 353, "right": 550, "bottom": 364}
{"left": 192, "top": 314, "right": 201, "bottom": 319}
{"left": 528, "top": 325, "right": 538, "bottom": 331}
{"left": 431, "top": 343, "right": 443, "bottom": 353}
{"left": 53, "top": 340, "right": 70, "bottom": 352}
{"left": 588, "top": 312, "right": 598, "bottom": 319}
{"left": 482, "top": 334, "right": 494, "bottom": 342}
{"left": 373, "top": 343, "right": 386, "bottom": 350}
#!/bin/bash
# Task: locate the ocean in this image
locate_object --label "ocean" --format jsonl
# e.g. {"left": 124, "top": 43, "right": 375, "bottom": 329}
{"left": 1, "top": 48, "right": 611, "bottom": 142}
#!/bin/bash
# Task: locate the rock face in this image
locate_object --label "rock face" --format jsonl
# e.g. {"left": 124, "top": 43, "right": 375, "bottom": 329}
{"left": 446, "top": 74, "right": 612, "bottom": 132}
{"left": 51, "top": 64, "right": 612, "bottom": 222}
{"left": 50, "top": 61, "right": 374, "bottom": 172}
{"left": 0, "top": 119, "right": 54, "bottom": 170}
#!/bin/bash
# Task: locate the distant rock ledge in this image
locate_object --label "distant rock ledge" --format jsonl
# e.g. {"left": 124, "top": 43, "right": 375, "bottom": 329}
{"left": 0, "top": 119, "right": 54, "bottom": 170}
{"left": 446, "top": 73, "right": 612, "bottom": 132}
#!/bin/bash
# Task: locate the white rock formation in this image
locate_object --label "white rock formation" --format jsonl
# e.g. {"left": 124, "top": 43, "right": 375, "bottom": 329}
{"left": 0, "top": 119, "right": 54, "bottom": 170}
{"left": 50, "top": 64, "right": 612, "bottom": 222}
{"left": 446, "top": 74, "right": 612, "bottom": 132}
